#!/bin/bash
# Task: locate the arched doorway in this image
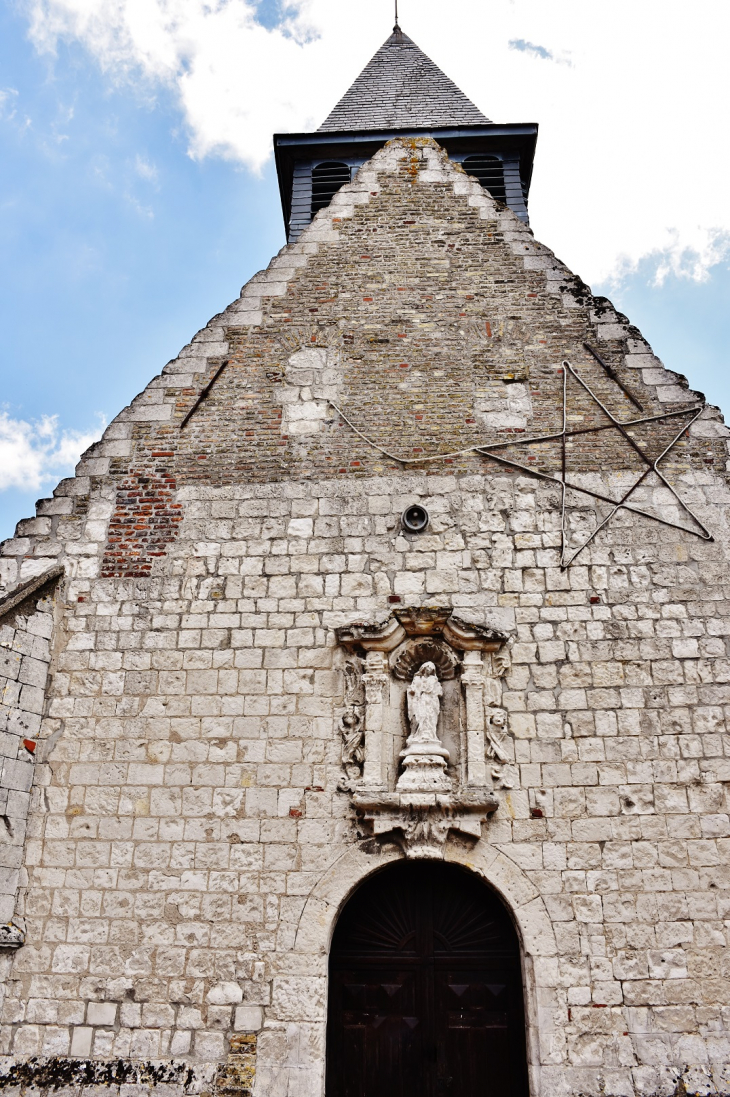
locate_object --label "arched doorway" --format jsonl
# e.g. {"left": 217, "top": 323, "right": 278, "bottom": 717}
{"left": 326, "top": 860, "right": 529, "bottom": 1097}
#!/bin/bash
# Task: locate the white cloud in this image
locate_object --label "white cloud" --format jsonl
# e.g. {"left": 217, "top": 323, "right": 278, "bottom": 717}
{"left": 0, "top": 411, "right": 105, "bottom": 493}
{"left": 22, "top": 0, "right": 730, "bottom": 285}
{"left": 508, "top": 39, "right": 571, "bottom": 66}
{"left": 0, "top": 87, "right": 21, "bottom": 124}
{"left": 134, "top": 154, "right": 159, "bottom": 184}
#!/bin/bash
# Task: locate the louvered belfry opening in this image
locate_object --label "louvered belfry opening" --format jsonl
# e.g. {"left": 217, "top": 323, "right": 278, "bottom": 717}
{"left": 275, "top": 27, "right": 537, "bottom": 237}
{"left": 311, "top": 161, "right": 352, "bottom": 217}
{"left": 462, "top": 154, "right": 507, "bottom": 204}
{"left": 327, "top": 860, "right": 529, "bottom": 1097}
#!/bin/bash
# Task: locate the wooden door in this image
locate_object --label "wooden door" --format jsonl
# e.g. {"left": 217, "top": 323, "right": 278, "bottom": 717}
{"left": 326, "top": 861, "right": 528, "bottom": 1097}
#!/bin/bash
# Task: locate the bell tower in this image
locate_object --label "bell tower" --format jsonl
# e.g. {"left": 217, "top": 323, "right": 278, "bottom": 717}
{"left": 274, "top": 24, "right": 537, "bottom": 239}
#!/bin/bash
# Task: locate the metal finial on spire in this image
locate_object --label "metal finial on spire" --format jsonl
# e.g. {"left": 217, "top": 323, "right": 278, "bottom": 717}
{"left": 394, "top": 0, "right": 399, "bottom": 30}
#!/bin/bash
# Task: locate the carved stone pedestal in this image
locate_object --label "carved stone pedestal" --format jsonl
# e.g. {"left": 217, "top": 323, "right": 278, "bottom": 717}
{"left": 353, "top": 789, "right": 498, "bottom": 859}
{"left": 397, "top": 740, "right": 451, "bottom": 792}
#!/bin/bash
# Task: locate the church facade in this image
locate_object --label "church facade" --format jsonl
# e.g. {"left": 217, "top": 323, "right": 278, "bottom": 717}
{"left": 0, "top": 26, "right": 728, "bottom": 1097}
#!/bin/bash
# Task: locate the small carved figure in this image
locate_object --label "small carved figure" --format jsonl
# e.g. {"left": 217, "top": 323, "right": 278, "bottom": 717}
{"left": 485, "top": 708, "right": 515, "bottom": 789}
{"left": 340, "top": 709, "right": 364, "bottom": 772}
{"left": 406, "top": 661, "right": 443, "bottom": 744}
{"left": 485, "top": 708, "right": 510, "bottom": 764}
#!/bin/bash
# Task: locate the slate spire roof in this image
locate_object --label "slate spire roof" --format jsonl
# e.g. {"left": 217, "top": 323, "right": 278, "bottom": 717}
{"left": 318, "top": 26, "right": 491, "bottom": 132}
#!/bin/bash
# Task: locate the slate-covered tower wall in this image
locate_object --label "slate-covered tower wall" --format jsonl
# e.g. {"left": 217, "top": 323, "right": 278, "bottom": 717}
{"left": 0, "top": 135, "right": 729, "bottom": 1097}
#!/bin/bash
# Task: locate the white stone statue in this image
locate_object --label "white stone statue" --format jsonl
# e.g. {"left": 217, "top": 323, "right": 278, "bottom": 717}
{"left": 398, "top": 662, "right": 450, "bottom": 793}
{"left": 485, "top": 707, "right": 510, "bottom": 763}
{"left": 486, "top": 707, "right": 516, "bottom": 789}
{"left": 406, "top": 661, "right": 443, "bottom": 743}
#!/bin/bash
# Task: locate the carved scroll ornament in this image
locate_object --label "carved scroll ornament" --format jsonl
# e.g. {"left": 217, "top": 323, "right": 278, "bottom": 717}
{"left": 337, "top": 658, "right": 365, "bottom": 792}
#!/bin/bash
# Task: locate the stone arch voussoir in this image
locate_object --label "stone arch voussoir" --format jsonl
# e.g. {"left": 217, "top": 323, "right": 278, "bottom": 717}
{"left": 293, "top": 841, "right": 556, "bottom": 961}
{"left": 290, "top": 840, "right": 555, "bottom": 1096}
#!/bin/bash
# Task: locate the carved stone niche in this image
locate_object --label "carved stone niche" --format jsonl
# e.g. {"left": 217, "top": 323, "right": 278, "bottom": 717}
{"left": 335, "top": 608, "right": 511, "bottom": 859}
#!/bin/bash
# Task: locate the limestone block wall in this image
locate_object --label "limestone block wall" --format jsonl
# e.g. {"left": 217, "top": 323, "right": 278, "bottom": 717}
{"left": 0, "top": 570, "right": 62, "bottom": 924}
{"left": 0, "top": 570, "right": 62, "bottom": 1051}
{"left": 0, "top": 473, "right": 727, "bottom": 1096}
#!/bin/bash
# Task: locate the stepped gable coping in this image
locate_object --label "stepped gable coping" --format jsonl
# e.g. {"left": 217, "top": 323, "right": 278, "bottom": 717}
{"left": 318, "top": 28, "right": 491, "bottom": 132}
{"left": 0, "top": 138, "right": 725, "bottom": 588}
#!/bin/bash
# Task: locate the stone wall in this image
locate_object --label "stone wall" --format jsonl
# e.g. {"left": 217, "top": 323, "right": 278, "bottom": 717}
{"left": 0, "top": 569, "right": 62, "bottom": 925}
{"left": 0, "top": 138, "right": 728, "bottom": 1097}
{"left": 0, "top": 569, "right": 62, "bottom": 1056}
{"left": 0, "top": 473, "right": 727, "bottom": 1095}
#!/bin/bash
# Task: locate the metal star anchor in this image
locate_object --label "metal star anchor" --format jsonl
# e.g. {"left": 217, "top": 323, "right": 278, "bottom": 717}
{"left": 330, "top": 358, "right": 713, "bottom": 567}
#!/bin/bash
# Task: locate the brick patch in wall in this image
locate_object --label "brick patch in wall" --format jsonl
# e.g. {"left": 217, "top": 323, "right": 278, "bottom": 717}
{"left": 101, "top": 467, "right": 183, "bottom": 577}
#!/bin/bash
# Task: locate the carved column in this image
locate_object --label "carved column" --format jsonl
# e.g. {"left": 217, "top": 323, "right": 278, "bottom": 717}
{"left": 361, "top": 650, "right": 389, "bottom": 788}
{"left": 461, "top": 650, "right": 487, "bottom": 787}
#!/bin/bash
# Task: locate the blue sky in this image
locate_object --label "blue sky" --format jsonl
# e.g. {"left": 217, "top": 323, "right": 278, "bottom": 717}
{"left": 1, "top": 0, "right": 729, "bottom": 542}
{"left": 0, "top": 0, "right": 282, "bottom": 540}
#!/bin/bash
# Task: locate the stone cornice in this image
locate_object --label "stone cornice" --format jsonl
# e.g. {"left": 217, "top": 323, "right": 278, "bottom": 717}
{"left": 336, "top": 607, "right": 507, "bottom": 654}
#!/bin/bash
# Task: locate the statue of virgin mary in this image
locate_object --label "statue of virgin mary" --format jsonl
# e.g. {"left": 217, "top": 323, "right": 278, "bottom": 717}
{"left": 406, "top": 661, "right": 443, "bottom": 744}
